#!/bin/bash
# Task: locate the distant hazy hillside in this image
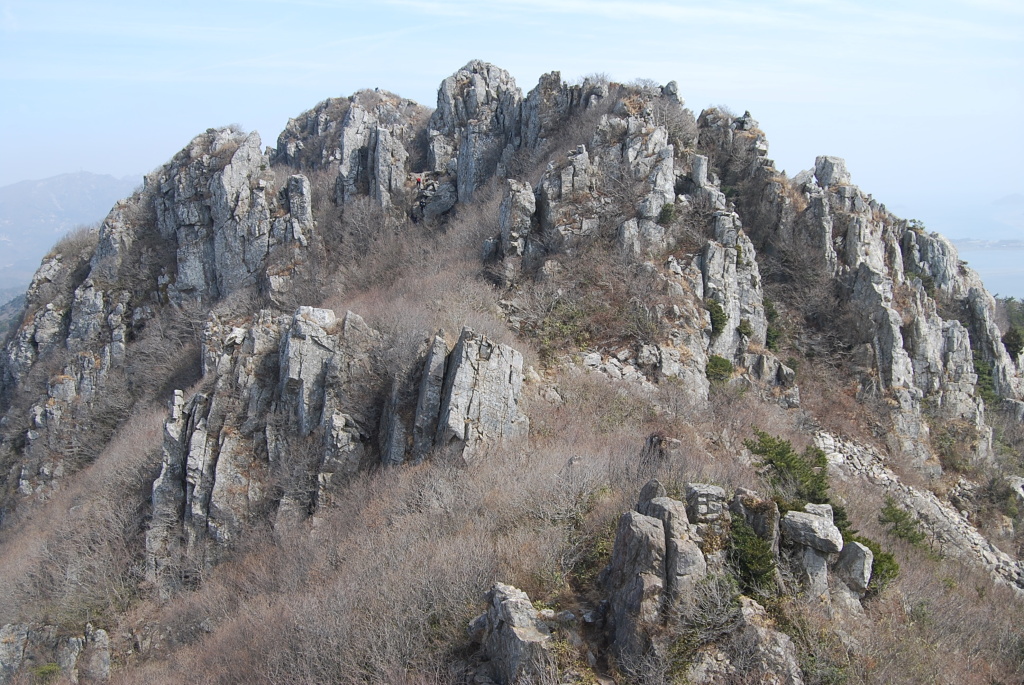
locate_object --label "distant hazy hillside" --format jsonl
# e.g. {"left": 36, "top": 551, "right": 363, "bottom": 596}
{"left": 952, "top": 238, "right": 1024, "bottom": 299}
{"left": 0, "top": 171, "right": 139, "bottom": 296}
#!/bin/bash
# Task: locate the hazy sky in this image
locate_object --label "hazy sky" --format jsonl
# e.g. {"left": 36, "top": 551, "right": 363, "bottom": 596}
{"left": 1, "top": 0, "right": 1022, "bottom": 242}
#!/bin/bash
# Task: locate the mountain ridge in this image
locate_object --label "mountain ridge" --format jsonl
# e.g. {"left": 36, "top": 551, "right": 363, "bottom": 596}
{"left": 0, "top": 61, "right": 1021, "bottom": 684}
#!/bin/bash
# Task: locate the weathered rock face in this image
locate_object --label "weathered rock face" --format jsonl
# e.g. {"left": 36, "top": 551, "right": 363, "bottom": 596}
{"left": 379, "top": 327, "right": 529, "bottom": 466}
{"left": 470, "top": 583, "right": 552, "bottom": 685}
{"left": 0, "top": 622, "right": 110, "bottom": 685}
{"left": 1, "top": 255, "right": 136, "bottom": 503}
{"left": 686, "top": 482, "right": 729, "bottom": 541}
{"left": 433, "top": 328, "right": 529, "bottom": 462}
{"left": 604, "top": 481, "right": 707, "bottom": 663}
{"left": 498, "top": 179, "right": 535, "bottom": 265}
{"left": 146, "top": 313, "right": 529, "bottom": 588}
{"left": 273, "top": 90, "right": 429, "bottom": 209}
{"left": 428, "top": 60, "right": 524, "bottom": 202}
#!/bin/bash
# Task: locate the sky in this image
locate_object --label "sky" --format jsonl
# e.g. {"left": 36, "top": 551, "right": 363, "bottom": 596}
{"left": 1, "top": 0, "right": 1022, "bottom": 248}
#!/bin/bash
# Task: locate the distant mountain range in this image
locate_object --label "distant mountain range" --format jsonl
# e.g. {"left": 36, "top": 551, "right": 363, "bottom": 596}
{"left": 0, "top": 171, "right": 139, "bottom": 300}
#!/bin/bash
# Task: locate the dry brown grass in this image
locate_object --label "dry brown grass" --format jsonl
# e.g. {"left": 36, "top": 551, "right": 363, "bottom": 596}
{"left": 0, "top": 403, "right": 165, "bottom": 626}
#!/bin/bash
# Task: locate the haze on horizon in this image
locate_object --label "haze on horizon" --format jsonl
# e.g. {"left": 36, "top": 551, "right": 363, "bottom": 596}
{"left": 1, "top": 0, "right": 1021, "bottom": 244}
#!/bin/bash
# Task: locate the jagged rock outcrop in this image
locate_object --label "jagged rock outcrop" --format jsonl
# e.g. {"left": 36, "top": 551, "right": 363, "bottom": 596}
{"left": 3, "top": 59, "right": 1024, "bottom": 684}
{"left": 468, "top": 583, "right": 552, "bottom": 685}
{"left": 819, "top": 431, "right": 1024, "bottom": 592}
{"left": 604, "top": 480, "right": 707, "bottom": 663}
{"left": 273, "top": 90, "right": 429, "bottom": 209}
{"left": 0, "top": 623, "right": 109, "bottom": 685}
{"left": 482, "top": 79, "right": 791, "bottom": 411}
{"left": 152, "top": 128, "right": 306, "bottom": 303}
{"left": 697, "top": 103, "right": 1021, "bottom": 469}
{"left": 428, "top": 61, "right": 524, "bottom": 202}
{"left": 145, "top": 307, "right": 383, "bottom": 582}
{"left": 602, "top": 480, "right": 816, "bottom": 683}
{"left": 146, "top": 313, "right": 529, "bottom": 587}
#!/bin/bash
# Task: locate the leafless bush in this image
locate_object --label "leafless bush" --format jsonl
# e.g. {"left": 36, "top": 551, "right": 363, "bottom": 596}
{"left": 45, "top": 223, "right": 100, "bottom": 261}
{"left": 0, "top": 404, "right": 163, "bottom": 625}
{"left": 516, "top": 239, "right": 670, "bottom": 360}
{"left": 652, "top": 100, "right": 698, "bottom": 151}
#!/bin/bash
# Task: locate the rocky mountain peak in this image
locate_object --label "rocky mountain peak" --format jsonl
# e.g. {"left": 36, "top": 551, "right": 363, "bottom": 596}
{"left": 0, "top": 61, "right": 1022, "bottom": 685}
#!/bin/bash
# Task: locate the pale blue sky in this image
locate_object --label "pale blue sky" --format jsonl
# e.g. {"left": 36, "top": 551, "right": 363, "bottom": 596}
{"left": 1, "top": 0, "right": 1022, "bottom": 242}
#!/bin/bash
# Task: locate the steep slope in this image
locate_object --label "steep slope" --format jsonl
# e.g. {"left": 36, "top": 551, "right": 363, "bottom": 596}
{"left": 0, "top": 61, "right": 1022, "bottom": 684}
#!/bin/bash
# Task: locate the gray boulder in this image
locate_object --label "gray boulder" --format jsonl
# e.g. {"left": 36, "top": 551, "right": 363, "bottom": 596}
{"left": 813, "top": 155, "right": 851, "bottom": 187}
{"left": 476, "top": 584, "right": 552, "bottom": 685}
{"left": 780, "top": 511, "right": 843, "bottom": 554}
{"left": 835, "top": 541, "right": 874, "bottom": 596}
{"left": 804, "top": 503, "right": 834, "bottom": 522}
{"left": 434, "top": 327, "right": 529, "bottom": 462}
{"left": 637, "top": 479, "right": 668, "bottom": 509}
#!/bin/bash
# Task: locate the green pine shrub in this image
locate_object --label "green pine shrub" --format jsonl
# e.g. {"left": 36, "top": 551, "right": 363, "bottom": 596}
{"left": 706, "top": 299, "right": 727, "bottom": 338}
{"left": 878, "top": 496, "right": 926, "bottom": 546}
{"left": 706, "top": 355, "right": 734, "bottom": 382}
{"left": 729, "top": 512, "right": 777, "bottom": 598}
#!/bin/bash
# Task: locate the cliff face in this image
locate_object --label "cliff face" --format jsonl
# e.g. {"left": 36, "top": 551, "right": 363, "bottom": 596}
{"left": 0, "top": 61, "right": 1022, "bottom": 684}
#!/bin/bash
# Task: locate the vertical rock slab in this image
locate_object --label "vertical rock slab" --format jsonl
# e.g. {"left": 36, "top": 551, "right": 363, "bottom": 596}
{"left": 477, "top": 583, "right": 552, "bottom": 685}
{"left": 498, "top": 179, "right": 536, "bottom": 261}
{"left": 605, "top": 510, "right": 667, "bottom": 661}
{"left": 0, "top": 624, "right": 28, "bottom": 684}
{"left": 278, "top": 307, "right": 340, "bottom": 436}
{"left": 640, "top": 495, "right": 707, "bottom": 603}
{"left": 412, "top": 333, "right": 449, "bottom": 463}
{"left": 434, "top": 328, "right": 529, "bottom": 462}
{"left": 428, "top": 61, "right": 524, "bottom": 201}
{"left": 701, "top": 213, "right": 767, "bottom": 360}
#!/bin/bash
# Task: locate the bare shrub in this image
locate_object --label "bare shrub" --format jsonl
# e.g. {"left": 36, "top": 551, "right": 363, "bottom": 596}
{"left": 651, "top": 99, "right": 698, "bottom": 151}
{"left": 45, "top": 223, "right": 100, "bottom": 261}
{"left": 517, "top": 240, "right": 669, "bottom": 361}
{"left": 0, "top": 404, "right": 164, "bottom": 625}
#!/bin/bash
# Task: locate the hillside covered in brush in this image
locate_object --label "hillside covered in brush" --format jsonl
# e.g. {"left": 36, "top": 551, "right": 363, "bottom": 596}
{"left": 1, "top": 61, "right": 1023, "bottom": 684}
